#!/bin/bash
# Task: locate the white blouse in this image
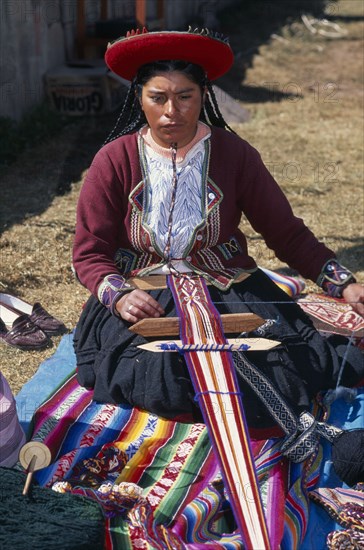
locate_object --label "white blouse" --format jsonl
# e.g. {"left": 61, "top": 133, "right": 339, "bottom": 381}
{"left": 141, "top": 126, "right": 211, "bottom": 274}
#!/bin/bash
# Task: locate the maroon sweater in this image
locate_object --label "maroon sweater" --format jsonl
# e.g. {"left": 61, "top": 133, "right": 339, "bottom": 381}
{"left": 73, "top": 127, "right": 335, "bottom": 296}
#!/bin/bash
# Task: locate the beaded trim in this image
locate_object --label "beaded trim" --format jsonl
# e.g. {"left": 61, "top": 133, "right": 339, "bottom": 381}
{"left": 97, "top": 274, "right": 135, "bottom": 316}
{"left": 317, "top": 259, "right": 356, "bottom": 298}
{"left": 160, "top": 342, "right": 250, "bottom": 352}
{"left": 109, "top": 27, "right": 231, "bottom": 47}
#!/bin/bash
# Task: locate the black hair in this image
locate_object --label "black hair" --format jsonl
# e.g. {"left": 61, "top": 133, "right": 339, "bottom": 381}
{"left": 104, "top": 60, "right": 235, "bottom": 145}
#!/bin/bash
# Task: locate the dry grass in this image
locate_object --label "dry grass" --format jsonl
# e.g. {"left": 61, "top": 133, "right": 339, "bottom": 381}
{"left": 1, "top": 0, "right": 363, "bottom": 394}
{"left": 236, "top": 21, "right": 364, "bottom": 276}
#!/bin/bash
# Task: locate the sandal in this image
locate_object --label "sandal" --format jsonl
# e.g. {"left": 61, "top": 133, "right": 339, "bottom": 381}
{"left": 0, "top": 293, "right": 66, "bottom": 335}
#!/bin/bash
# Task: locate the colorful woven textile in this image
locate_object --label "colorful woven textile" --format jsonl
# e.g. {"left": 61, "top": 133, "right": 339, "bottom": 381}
{"left": 28, "top": 374, "right": 229, "bottom": 548}
{"left": 168, "top": 274, "right": 270, "bottom": 549}
{"left": 260, "top": 267, "right": 306, "bottom": 297}
{"left": 310, "top": 486, "right": 364, "bottom": 548}
{"left": 19, "top": 366, "right": 268, "bottom": 547}
{"left": 298, "top": 292, "right": 364, "bottom": 341}
{"left": 14, "top": 330, "right": 364, "bottom": 549}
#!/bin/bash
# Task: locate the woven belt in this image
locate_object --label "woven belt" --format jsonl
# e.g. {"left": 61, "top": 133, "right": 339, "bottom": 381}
{"left": 233, "top": 351, "right": 343, "bottom": 463}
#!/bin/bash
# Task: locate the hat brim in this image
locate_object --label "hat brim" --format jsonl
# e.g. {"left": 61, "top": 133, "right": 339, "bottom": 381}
{"left": 105, "top": 31, "right": 234, "bottom": 81}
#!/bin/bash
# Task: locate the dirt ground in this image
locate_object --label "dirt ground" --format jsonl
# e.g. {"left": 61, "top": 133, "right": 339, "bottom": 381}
{"left": 0, "top": 0, "right": 363, "bottom": 394}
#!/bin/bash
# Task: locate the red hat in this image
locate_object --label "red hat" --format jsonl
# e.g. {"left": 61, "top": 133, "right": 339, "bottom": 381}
{"left": 105, "top": 28, "right": 234, "bottom": 81}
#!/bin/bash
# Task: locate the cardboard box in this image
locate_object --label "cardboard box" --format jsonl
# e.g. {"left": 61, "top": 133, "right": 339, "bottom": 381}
{"left": 45, "top": 62, "right": 127, "bottom": 116}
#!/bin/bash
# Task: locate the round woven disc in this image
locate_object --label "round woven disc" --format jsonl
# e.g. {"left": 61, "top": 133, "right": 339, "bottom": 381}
{"left": 19, "top": 441, "right": 52, "bottom": 471}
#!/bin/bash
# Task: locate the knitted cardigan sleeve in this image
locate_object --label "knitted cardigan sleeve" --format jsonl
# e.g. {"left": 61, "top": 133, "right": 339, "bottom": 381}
{"left": 72, "top": 136, "right": 138, "bottom": 297}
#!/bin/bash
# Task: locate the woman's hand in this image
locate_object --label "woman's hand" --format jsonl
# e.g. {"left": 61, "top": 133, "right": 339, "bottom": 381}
{"left": 115, "top": 289, "right": 165, "bottom": 322}
{"left": 342, "top": 283, "right": 364, "bottom": 317}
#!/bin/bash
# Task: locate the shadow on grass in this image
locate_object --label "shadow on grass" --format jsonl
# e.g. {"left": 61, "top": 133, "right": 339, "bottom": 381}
{"left": 336, "top": 241, "right": 364, "bottom": 273}
{"left": 213, "top": 0, "right": 337, "bottom": 100}
{"left": 0, "top": 108, "right": 118, "bottom": 234}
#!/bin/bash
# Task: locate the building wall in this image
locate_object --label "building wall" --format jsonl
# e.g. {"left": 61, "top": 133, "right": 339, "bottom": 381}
{"left": 0, "top": 1, "right": 74, "bottom": 120}
{"left": 164, "top": 0, "right": 235, "bottom": 30}
{"left": 0, "top": 0, "right": 238, "bottom": 120}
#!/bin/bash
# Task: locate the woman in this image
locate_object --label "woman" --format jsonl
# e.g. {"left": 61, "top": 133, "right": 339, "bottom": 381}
{"left": 73, "top": 29, "right": 363, "bottom": 432}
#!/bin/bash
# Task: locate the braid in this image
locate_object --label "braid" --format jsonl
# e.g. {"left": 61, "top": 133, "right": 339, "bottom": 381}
{"left": 103, "top": 81, "right": 146, "bottom": 145}
{"left": 203, "top": 95, "right": 222, "bottom": 127}
{"left": 203, "top": 82, "right": 236, "bottom": 134}
{"left": 120, "top": 108, "right": 146, "bottom": 137}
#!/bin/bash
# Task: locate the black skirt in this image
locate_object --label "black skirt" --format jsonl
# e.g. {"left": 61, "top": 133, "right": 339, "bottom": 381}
{"left": 74, "top": 270, "right": 363, "bottom": 429}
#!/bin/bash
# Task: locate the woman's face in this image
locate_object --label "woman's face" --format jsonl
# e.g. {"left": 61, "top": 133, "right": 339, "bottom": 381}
{"left": 139, "top": 71, "right": 205, "bottom": 148}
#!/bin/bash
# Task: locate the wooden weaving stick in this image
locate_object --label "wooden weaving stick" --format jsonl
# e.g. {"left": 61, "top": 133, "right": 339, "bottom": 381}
{"left": 138, "top": 337, "right": 280, "bottom": 352}
{"left": 130, "top": 312, "right": 264, "bottom": 337}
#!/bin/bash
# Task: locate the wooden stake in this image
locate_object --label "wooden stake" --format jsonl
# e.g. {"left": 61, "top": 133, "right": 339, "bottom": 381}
{"left": 22, "top": 455, "right": 37, "bottom": 496}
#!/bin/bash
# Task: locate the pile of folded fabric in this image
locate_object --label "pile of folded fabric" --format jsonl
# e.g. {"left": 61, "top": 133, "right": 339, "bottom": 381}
{"left": 0, "top": 293, "right": 66, "bottom": 350}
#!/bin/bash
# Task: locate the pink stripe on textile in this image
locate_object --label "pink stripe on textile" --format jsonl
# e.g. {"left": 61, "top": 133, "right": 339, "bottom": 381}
{"left": 31, "top": 374, "right": 91, "bottom": 434}
{"left": 31, "top": 374, "right": 93, "bottom": 459}
{"left": 266, "top": 461, "right": 288, "bottom": 549}
{"left": 168, "top": 275, "right": 271, "bottom": 549}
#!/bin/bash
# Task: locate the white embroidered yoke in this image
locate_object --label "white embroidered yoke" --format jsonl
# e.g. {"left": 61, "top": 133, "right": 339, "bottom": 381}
{"left": 143, "top": 134, "right": 210, "bottom": 274}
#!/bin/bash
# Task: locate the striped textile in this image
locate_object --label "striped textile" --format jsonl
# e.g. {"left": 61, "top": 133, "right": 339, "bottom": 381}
{"left": 18, "top": 327, "right": 363, "bottom": 549}
{"left": 168, "top": 274, "right": 271, "bottom": 549}
{"left": 310, "top": 486, "right": 364, "bottom": 522}
{"left": 260, "top": 268, "right": 306, "bottom": 297}
{"left": 30, "top": 374, "right": 221, "bottom": 548}
{"left": 23, "top": 364, "right": 363, "bottom": 549}
{"left": 0, "top": 371, "right": 25, "bottom": 467}
{"left": 28, "top": 371, "right": 283, "bottom": 549}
